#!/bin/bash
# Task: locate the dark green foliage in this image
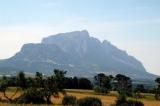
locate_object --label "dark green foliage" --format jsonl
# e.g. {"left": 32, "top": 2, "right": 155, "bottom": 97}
{"left": 111, "top": 74, "right": 144, "bottom": 106}
{"left": 78, "top": 78, "right": 93, "bottom": 89}
{"left": 113, "top": 88, "right": 144, "bottom": 106}
{"left": 155, "top": 77, "right": 160, "bottom": 100}
{"left": 115, "top": 74, "right": 132, "bottom": 96}
{"left": 7, "top": 77, "right": 16, "bottom": 87}
{"left": 113, "top": 99, "right": 144, "bottom": 106}
{"left": 17, "top": 71, "right": 27, "bottom": 89}
{"left": 0, "top": 76, "right": 8, "bottom": 92}
{"left": 64, "top": 77, "right": 74, "bottom": 89}
{"left": 94, "top": 73, "right": 112, "bottom": 89}
{"left": 15, "top": 69, "right": 67, "bottom": 104}
{"left": 26, "top": 77, "right": 35, "bottom": 88}
{"left": 0, "top": 69, "right": 67, "bottom": 104}
{"left": 78, "top": 97, "right": 102, "bottom": 106}
{"left": 0, "top": 76, "right": 19, "bottom": 102}
{"left": 35, "top": 72, "right": 43, "bottom": 88}
{"left": 72, "top": 77, "right": 79, "bottom": 89}
{"left": 94, "top": 73, "right": 113, "bottom": 94}
{"left": 155, "top": 78, "right": 160, "bottom": 84}
{"left": 116, "top": 91, "right": 127, "bottom": 106}
{"left": 15, "top": 88, "right": 46, "bottom": 104}
{"left": 94, "top": 73, "right": 106, "bottom": 87}
{"left": 62, "top": 95, "right": 77, "bottom": 105}
{"left": 64, "top": 77, "right": 93, "bottom": 89}
{"left": 53, "top": 69, "right": 67, "bottom": 90}
{"left": 35, "top": 69, "right": 66, "bottom": 104}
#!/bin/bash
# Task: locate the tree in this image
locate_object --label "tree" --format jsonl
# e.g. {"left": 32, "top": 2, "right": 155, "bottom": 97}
{"left": 42, "top": 69, "right": 67, "bottom": 104}
{"left": 35, "top": 72, "right": 43, "bottom": 88}
{"left": 73, "top": 77, "right": 79, "bottom": 89}
{"left": 64, "top": 77, "right": 74, "bottom": 89}
{"left": 26, "top": 77, "right": 35, "bottom": 88}
{"left": 64, "top": 77, "right": 92, "bottom": 90}
{"left": 0, "top": 76, "right": 18, "bottom": 102}
{"left": 94, "top": 73, "right": 106, "bottom": 87}
{"left": 156, "top": 78, "right": 160, "bottom": 84}
{"left": 94, "top": 73, "right": 113, "bottom": 94}
{"left": 53, "top": 69, "right": 67, "bottom": 90}
{"left": 0, "top": 76, "right": 10, "bottom": 101}
{"left": 94, "top": 73, "right": 112, "bottom": 89}
{"left": 17, "top": 71, "right": 27, "bottom": 89}
{"left": 112, "top": 74, "right": 133, "bottom": 106}
{"left": 115, "top": 74, "right": 132, "bottom": 97}
{"left": 15, "top": 69, "right": 67, "bottom": 104}
{"left": 155, "top": 77, "right": 160, "bottom": 100}
{"left": 78, "top": 78, "right": 93, "bottom": 89}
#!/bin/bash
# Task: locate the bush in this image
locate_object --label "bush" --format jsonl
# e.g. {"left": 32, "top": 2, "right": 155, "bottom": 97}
{"left": 113, "top": 92, "right": 144, "bottom": 106}
{"left": 62, "top": 95, "right": 77, "bottom": 105}
{"left": 78, "top": 97, "right": 102, "bottom": 106}
{"left": 94, "top": 86, "right": 109, "bottom": 94}
{"left": 113, "top": 99, "right": 144, "bottom": 106}
{"left": 116, "top": 95, "right": 127, "bottom": 105}
{"left": 15, "top": 88, "right": 46, "bottom": 104}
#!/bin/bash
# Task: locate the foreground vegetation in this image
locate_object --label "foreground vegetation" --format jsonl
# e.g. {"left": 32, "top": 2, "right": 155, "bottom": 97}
{"left": 0, "top": 89, "right": 160, "bottom": 106}
{"left": 0, "top": 69, "right": 160, "bottom": 106}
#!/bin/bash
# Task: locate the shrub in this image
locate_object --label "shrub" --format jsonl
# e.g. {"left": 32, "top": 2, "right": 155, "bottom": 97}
{"left": 94, "top": 86, "right": 109, "bottom": 94}
{"left": 15, "top": 88, "right": 46, "bottom": 104}
{"left": 116, "top": 91, "right": 127, "bottom": 105}
{"left": 113, "top": 99, "right": 144, "bottom": 106}
{"left": 78, "top": 97, "right": 102, "bottom": 106}
{"left": 113, "top": 91, "right": 144, "bottom": 106}
{"left": 62, "top": 95, "right": 77, "bottom": 105}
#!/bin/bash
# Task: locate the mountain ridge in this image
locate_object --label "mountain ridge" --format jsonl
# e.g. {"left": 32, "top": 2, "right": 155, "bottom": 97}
{"left": 0, "top": 30, "right": 157, "bottom": 79}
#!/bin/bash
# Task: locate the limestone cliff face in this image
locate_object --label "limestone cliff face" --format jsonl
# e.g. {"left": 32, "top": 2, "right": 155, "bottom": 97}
{"left": 0, "top": 30, "right": 156, "bottom": 79}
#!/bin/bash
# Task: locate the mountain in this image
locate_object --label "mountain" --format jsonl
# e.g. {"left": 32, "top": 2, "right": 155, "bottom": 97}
{"left": 0, "top": 30, "right": 157, "bottom": 79}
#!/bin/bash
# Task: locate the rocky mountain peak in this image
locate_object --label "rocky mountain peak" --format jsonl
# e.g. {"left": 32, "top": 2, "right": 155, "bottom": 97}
{"left": 42, "top": 30, "right": 89, "bottom": 44}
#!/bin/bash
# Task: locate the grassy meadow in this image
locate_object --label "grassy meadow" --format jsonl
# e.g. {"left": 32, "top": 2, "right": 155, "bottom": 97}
{"left": 0, "top": 88, "right": 160, "bottom": 106}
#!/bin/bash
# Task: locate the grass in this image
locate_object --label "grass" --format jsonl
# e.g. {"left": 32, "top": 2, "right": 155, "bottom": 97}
{"left": 0, "top": 89, "right": 160, "bottom": 106}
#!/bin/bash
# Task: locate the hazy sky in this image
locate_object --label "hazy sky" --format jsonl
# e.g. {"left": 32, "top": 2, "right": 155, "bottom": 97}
{"left": 0, "top": 0, "right": 160, "bottom": 75}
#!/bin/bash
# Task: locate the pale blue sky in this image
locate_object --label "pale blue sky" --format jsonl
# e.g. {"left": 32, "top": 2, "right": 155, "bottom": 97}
{"left": 0, "top": 0, "right": 160, "bottom": 75}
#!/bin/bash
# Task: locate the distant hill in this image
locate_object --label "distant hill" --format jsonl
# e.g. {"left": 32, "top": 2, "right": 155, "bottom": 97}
{"left": 0, "top": 30, "right": 157, "bottom": 79}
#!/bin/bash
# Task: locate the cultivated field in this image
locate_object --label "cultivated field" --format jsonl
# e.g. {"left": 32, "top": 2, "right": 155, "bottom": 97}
{"left": 0, "top": 89, "right": 160, "bottom": 106}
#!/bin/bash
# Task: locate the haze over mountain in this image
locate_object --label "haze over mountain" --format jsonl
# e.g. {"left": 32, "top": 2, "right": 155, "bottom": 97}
{"left": 0, "top": 30, "right": 156, "bottom": 79}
